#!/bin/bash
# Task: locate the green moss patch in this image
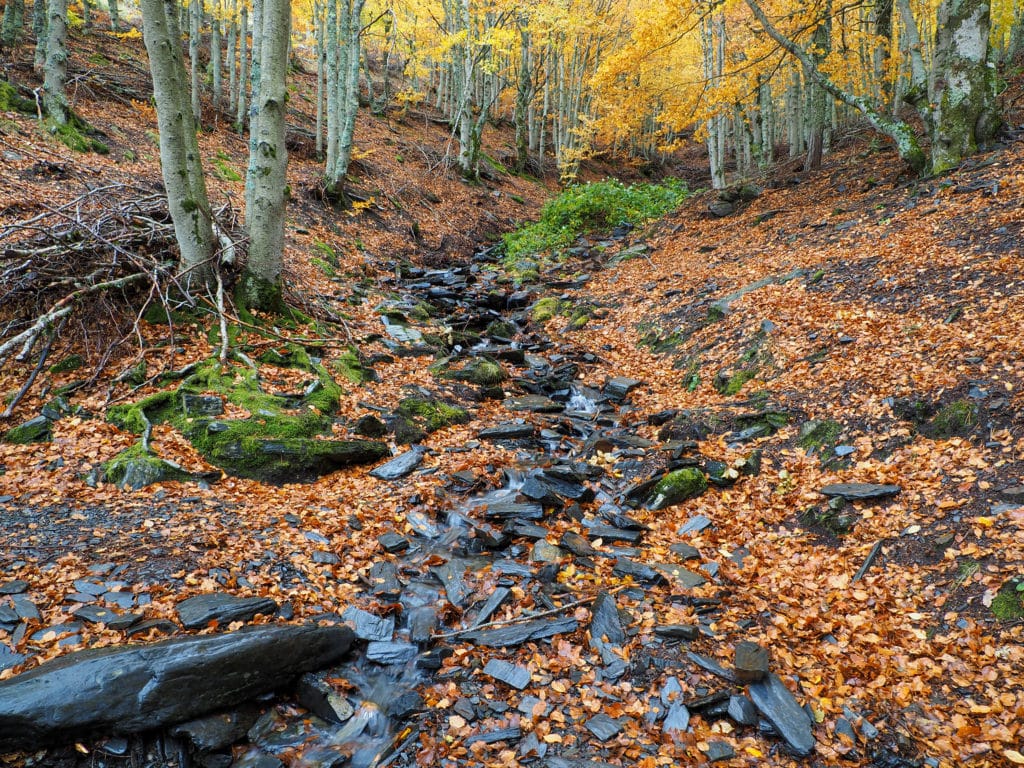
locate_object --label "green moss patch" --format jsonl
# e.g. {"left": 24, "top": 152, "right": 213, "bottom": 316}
{"left": 923, "top": 399, "right": 978, "bottom": 439}
{"left": 991, "top": 578, "right": 1024, "bottom": 620}
{"left": 396, "top": 396, "right": 470, "bottom": 433}
{"left": 443, "top": 359, "right": 507, "bottom": 387}
{"left": 646, "top": 468, "right": 708, "bottom": 510}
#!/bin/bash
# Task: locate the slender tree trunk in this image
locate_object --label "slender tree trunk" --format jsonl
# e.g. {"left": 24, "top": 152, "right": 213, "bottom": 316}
{"left": 211, "top": 0, "right": 222, "bottom": 108}
{"left": 107, "top": 0, "right": 119, "bottom": 31}
{"left": 336, "top": 0, "right": 366, "bottom": 181}
{"left": 324, "top": 0, "right": 340, "bottom": 175}
{"left": 244, "top": 0, "right": 263, "bottom": 210}
{"left": 227, "top": 0, "right": 237, "bottom": 111}
{"left": 33, "top": 0, "right": 47, "bottom": 70}
{"left": 315, "top": 0, "right": 324, "bottom": 158}
{"left": 241, "top": 0, "right": 289, "bottom": 310}
{"left": 139, "top": 0, "right": 216, "bottom": 292}
{"left": 81, "top": 0, "right": 92, "bottom": 30}
{"left": 803, "top": 8, "right": 832, "bottom": 172}
{"left": 235, "top": 4, "right": 247, "bottom": 127}
{"left": 190, "top": 0, "right": 202, "bottom": 124}
{"left": 513, "top": 17, "right": 531, "bottom": 173}
{"left": 1, "top": 0, "right": 25, "bottom": 48}
{"left": 43, "top": 0, "right": 69, "bottom": 125}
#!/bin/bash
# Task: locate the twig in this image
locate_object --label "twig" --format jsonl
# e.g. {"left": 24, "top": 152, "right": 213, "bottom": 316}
{"left": 433, "top": 584, "right": 628, "bottom": 640}
{"left": 1, "top": 329, "right": 55, "bottom": 418}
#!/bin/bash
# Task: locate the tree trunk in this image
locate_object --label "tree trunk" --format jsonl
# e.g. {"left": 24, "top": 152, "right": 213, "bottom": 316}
{"left": 513, "top": 18, "right": 531, "bottom": 173}
{"left": 1, "top": 0, "right": 25, "bottom": 48}
{"left": 139, "top": 0, "right": 217, "bottom": 292}
{"left": 227, "top": 0, "right": 237, "bottom": 111}
{"left": 211, "top": 1, "right": 222, "bottom": 108}
{"left": 314, "top": 0, "right": 324, "bottom": 158}
{"left": 107, "top": 0, "right": 120, "bottom": 31}
{"left": 235, "top": 4, "right": 247, "bottom": 128}
{"left": 42, "top": 0, "right": 69, "bottom": 125}
{"left": 33, "top": 0, "right": 47, "bottom": 70}
{"left": 240, "top": 0, "right": 289, "bottom": 311}
{"left": 190, "top": 0, "right": 202, "bottom": 124}
{"left": 929, "top": 0, "right": 999, "bottom": 173}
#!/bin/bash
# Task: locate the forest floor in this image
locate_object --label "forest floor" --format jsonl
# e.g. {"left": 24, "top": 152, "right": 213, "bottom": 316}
{"left": 1, "top": 18, "right": 1024, "bottom": 768}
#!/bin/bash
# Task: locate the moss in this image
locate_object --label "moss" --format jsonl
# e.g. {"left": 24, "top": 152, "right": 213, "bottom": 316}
{"left": 46, "top": 116, "right": 110, "bottom": 154}
{"left": 991, "top": 579, "right": 1024, "bottom": 620}
{"left": 808, "top": 269, "right": 825, "bottom": 285}
{"left": 107, "top": 390, "right": 178, "bottom": 434}
{"left": 4, "top": 416, "right": 53, "bottom": 444}
{"left": 49, "top": 354, "right": 85, "bottom": 374}
{"left": 717, "top": 368, "right": 757, "bottom": 396}
{"left": 647, "top": 468, "right": 708, "bottom": 510}
{"left": 486, "top": 320, "right": 516, "bottom": 339}
{"left": 532, "top": 297, "right": 567, "bottom": 324}
{"left": 407, "top": 303, "right": 434, "bottom": 322}
{"left": 236, "top": 272, "right": 286, "bottom": 315}
{"left": 102, "top": 442, "right": 191, "bottom": 490}
{"left": 798, "top": 419, "right": 843, "bottom": 451}
{"left": 397, "top": 396, "right": 469, "bottom": 433}
{"left": 0, "top": 80, "right": 36, "bottom": 114}
{"left": 926, "top": 399, "right": 978, "bottom": 439}
{"left": 706, "top": 305, "right": 726, "bottom": 323}
{"left": 331, "top": 347, "right": 369, "bottom": 385}
{"left": 445, "top": 359, "right": 506, "bottom": 387}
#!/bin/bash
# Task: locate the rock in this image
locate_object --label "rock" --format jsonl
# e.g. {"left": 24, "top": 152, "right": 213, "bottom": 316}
{"left": 560, "top": 531, "right": 597, "bottom": 557}
{"left": 169, "top": 706, "right": 260, "bottom": 751}
{"left": 470, "top": 587, "right": 511, "bottom": 627}
{"left": 408, "top": 606, "right": 438, "bottom": 643}
{"left": 102, "top": 448, "right": 194, "bottom": 491}
{"left": 677, "top": 514, "right": 713, "bottom": 535}
{"left": 341, "top": 607, "right": 394, "bottom": 642}
{"left": 707, "top": 200, "right": 736, "bottom": 218}
{"left": 668, "top": 543, "right": 701, "bottom": 560}
{"left": 462, "top": 616, "right": 578, "bottom": 648}
{"left": 687, "top": 651, "right": 736, "bottom": 683}
{"left": 531, "top": 541, "right": 565, "bottom": 564}
{"left": 604, "top": 377, "right": 643, "bottom": 401}
{"left": 663, "top": 703, "right": 690, "bottom": 735}
{"left": 365, "top": 641, "right": 417, "bottom": 665}
{"left": 368, "top": 561, "right": 402, "bottom": 598}
{"left": 431, "top": 561, "right": 469, "bottom": 606}
{"left": 999, "top": 485, "right": 1024, "bottom": 503}
{"left": 10, "top": 595, "right": 39, "bottom": 620}
{"left": 377, "top": 532, "right": 410, "bottom": 553}
{"left": 175, "top": 593, "right": 279, "bottom": 630}
{"left": 728, "top": 695, "right": 759, "bottom": 725}
{"left": 704, "top": 740, "right": 735, "bottom": 762}
{"left": 646, "top": 468, "right": 708, "bottom": 510}
{"left": 587, "top": 525, "right": 643, "bottom": 544}
{"left": 0, "top": 581, "right": 29, "bottom": 595}
{"left": 478, "top": 423, "right": 536, "bottom": 441}
{"left": 465, "top": 727, "right": 522, "bottom": 747}
{"left": 369, "top": 449, "right": 424, "bottom": 480}
{"left": 734, "top": 641, "right": 770, "bottom": 683}
{"left": 747, "top": 673, "right": 815, "bottom": 756}
{"left": 72, "top": 605, "right": 120, "bottom": 625}
{"left": 483, "top": 659, "right": 531, "bottom": 689}
{"left": 612, "top": 558, "right": 666, "bottom": 585}
{"left": 0, "top": 624, "right": 353, "bottom": 751}
{"left": 585, "top": 713, "right": 622, "bottom": 740}
{"left": 650, "top": 563, "right": 706, "bottom": 589}
{"left": 4, "top": 415, "right": 53, "bottom": 444}
{"left": 589, "top": 592, "right": 626, "bottom": 648}
{"left": 480, "top": 499, "right": 544, "bottom": 520}
{"left": 505, "top": 395, "right": 564, "bottom": 413}
{"left": 654, "top": 624, "right": 698, "bottom": 641}
{"left": 354, "top": 414, "right": 388, "bottom": 438}
{"left": 295, "top": 672, "right": 354, "bottom": 724}
{"left": 0, "top": 644, "right": 26, "bottom": 673}
{"left": 819, "top": 483, "right": 900, "bottom": 501}
{"left": 181, "top": 395, "right": 225, "bottom": 417}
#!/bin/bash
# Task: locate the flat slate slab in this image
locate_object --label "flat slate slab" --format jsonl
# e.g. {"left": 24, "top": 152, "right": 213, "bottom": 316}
{"left": 341, "top": 607, "right": 395, "bottom": 642}
{"left": 819, "top": 483, "right": 901, "bottom": 501}
{"left": 748, "top": 673, "right": 815, "bottom": 756}
{"left": 175, "top": 593, "right": 279, "bottom": 630}
{"left": 369, "top": 449, "right": 424, "bottom": 480}
{"left": 0, "top": 624, "right": 353, "bottom": 751}
{"left": 462, "top": 616, "right": 578, "bottom": 648}
{"left": 483, "top": 659, "right": 531, "bottom": 690}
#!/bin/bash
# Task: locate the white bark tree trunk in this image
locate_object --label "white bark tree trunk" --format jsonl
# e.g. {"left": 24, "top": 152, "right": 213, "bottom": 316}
{"left": 42, "top": 0, "right": 69, "bottom": 125}
{"left": 139, "top": 0, "right": 217, "bottom": 292}
{"left": 241, "top": 0, "right": 289, "bottom": 310}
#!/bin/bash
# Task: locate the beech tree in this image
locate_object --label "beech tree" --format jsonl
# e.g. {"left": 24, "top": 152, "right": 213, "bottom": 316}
{"left": 139, "top": 0, "right": 217, "bottom": 292}
{"left": 42, "top": 0, "right": 70, "bottom": 126}
{"left": 323, "top": 0, "right": 367, "bottom": 194}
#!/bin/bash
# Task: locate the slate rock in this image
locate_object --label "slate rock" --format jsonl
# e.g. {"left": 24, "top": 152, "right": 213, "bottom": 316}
{"left": 484, "top": 659, "right": 531, "bottom": 690}
{"left": 0, "top": 644, "right": 26, "bottom": 673}
{"left": 727, "top": 695, "right": 759, "bottom": 726}
{"left": 650, "top": 563, "right": 706, "bottom": 589}
{"left": 369, "top": 449, "right": 424, "bottom": 481}
{"left": 668, "top": 543, "right": 701, "bottom": 560}
{"left": 747, "top": 673, "right": 815, "bottom": 756}
{"left": 181, "top": 395, "right": 225, "bottom": 417}
{"left": 295, "top": 672, "right": 353, "bottom": 724}
{"left": 819, "top": 483, "right": 901, "bottom": 501}
{"left": 677, "top": 514, "right": 713, "bottom": 535}
{"left": 612, "top": 558, "right": 666, "bottom": 585}
{"left": 3, "top": 415, "right": 53, "bottom": 444}
{"left": 387, "top": 690, "right": 425, "bottom": 719}
{"left": 604, "top": 377, "right": 643, "bottom": 401}
{"left": 0, "top": 581, "right": 29, "bottom": 595}
{"left": 479, "top": 423, "right": 536, "bottom": 441}
{"left": 480, "top": 499, "right": 544, "bottom": 520}
{"left": 470, "top": 586, "right": 510, "bottom": 628}
{"left": 169, "top": 706, "right": 260, "bottom": 751}
{"left": 505, "top": 395, "right": 564, "bottom": 413}
{"left": 176, "top": 594, "right": 279, "bottom": 630}
{"left": 704, "top": 740, "right": 735, "bottom": 762}
{"left": 734, "top": 641, "right": 770, "bottom": 683}
{"left": 560, "top": 531, "right": 597, "bottom": 557}
{"left": 368, "top": 561, "right": 402, "bottom": 598}
{"left": 73, "top": 605, "right": 120, "bottom": 625}
{"left": 465, "top": 727, "right": 522, "bottom": 746}
{"left": 365, "top": 641, "right": 418, "bottom": 665}
{"left": 687, "top": 651, "right": 736, "bottom": 683}
{"left": 462, "top": 616, "right": 578, "bottom": 648}
{"left": 585, "top": 713, "right": 622, "bottom": 740}
{"left": 588, "top": 525, "right": 643, "bottom": 544}
{"left": 342, "top": 607, "right": 395, "bottom": 642}
{"left": 531, "top": 541, "right": 565, "bottom": 564}
{"left": 663, "top": 703, "right": 690, "bottom": 735}
{"left": 0, "top": 624, "right": 353, "bottom": 751}
{"left": 589, "top": 592, "right": 626, "bottom": 648}
{"left": 654, "top": 624, "right": 698, "bottom": 641}
{"left": 408, "top": 606, "right": 438, "bottom": 644}
{"left": 378, "top": 532, "right": 410, "bottom": 553}
{"left": 431, "top": 561, "right": 469, "bottom": 606}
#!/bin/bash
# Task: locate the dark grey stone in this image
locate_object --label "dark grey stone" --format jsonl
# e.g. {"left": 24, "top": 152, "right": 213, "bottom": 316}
{"left": 470, "top": 587, "right": 510, "bottom": 628}
{"left": 377, "top": 533, "right": 410, "bottom": 553}
{"left": 704, "top": 740, "right": 735, "bottom": 762}
{"left": 677, "top": 515, "right": 713, "bottom": 535}
{"left": 431, "top": 561, "right": 469, "bottom": 607}
{"left": 465, "top": 727, "right": 521, "bottom": 746}
{"left": 10, "top": 595, "right": 39, "bottom": 620}
{"left": 820, "top": 483, "right": 901, "bottom": 501}
{"left": 462, "top": 616, "right": 578, "bottom": 648}
{"left": 728, "top": 695, "right": 759, "bottom": 725}
{"left": 72, "top": 605, "right": 120, "bottom": 625}
{"left": 341, "top": 607, "right": 394, "bottom": 642}
{"left": 368, "top": 562, "right": 401, "bottom": 598}
{"left": 365, "top": 641, "right": 417, "bottom": 665}
{"left": 369, "top": 449, "right": 424, "bottom": 480}
{"left": 483, "top": 659, "right": 531, "bottom": 690}
{"left": 734, "top": 641, "right": 770, "bottom": 683}
{"left": 603, "top": 377, "right": 643, "bottom": 401}
{"left": 478, "top": 423, "right": 535, "bottom": 440}
{"left": 650, "top": 563, "right": 706, "bottom": 589}
{"left": 663, "top": 703, "right": 689, "bottom": 735}
{"left": 0, "top": 644, "right": 26, "bottom": 673}
{"left": 181, "top": 394, "right": 225, "bottom": 417}
{"left": 748, "top": 673, "right": 815, "bottom": 756}
{"left": 687, "top": 651, "right": 736, "bottom": 683}
{"left": 480, "top": 499, "right": 544, "bottom": 520}
{"left": 611, "top": 558, "right": 665, "bottom": 585}
{"left": 504, "top": 395, "right": 563, "bottom": 413}
{"left": 589, "top": 592, "right": 625, "bottom": 648}
{"left": 0, "top": 581, "right": 29, "bottom": 595}
{"left": 295, "top": 672, "right": 353, "bottom": 724}
{"left": 169, "top": 706, "right": 260, "bottom": 751}
{"left": 175, "top": 594, "right": 279, "bottom": 630}
{"left": 585, "top": 713, "right": 622, "bottom": 740}
{"left": 587, "top": 525, "right": 642, "bottom": 544}
{"left": 0, "top": 624, "right": 353, "bottom": 751}
{"left": 560, "top": 531, "right": 597, "bottom": 557}
{"left": 408, "top": 606, "right": 438, "bottom": 644}
{"left": 654, "top": 624, "right": 698, "bottom": 641}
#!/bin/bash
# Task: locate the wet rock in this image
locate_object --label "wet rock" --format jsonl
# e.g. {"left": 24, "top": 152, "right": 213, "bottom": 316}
{"left": 820, "top": 483, "right": 901, "bottom": 501}
{"left": 341, "top": 607, "right": 394, "bottom": 642}
{"left": 748, "top": 673, "right": 815, "bottom": 756}
{"left": 585, "top": 713, "right": 622, "bottom": 740}
{"left": 377, "top": 532, "right": 410, "bottom": 553}
{"left": 734, "top": 641, "right": 770, "bottom": 683}
{"left": 677, "top": 514, "right": 713, "bottom": 535}
{"left": 0, "top": 644, "right": 26, "bottom": 673}
{"left": 72, "top": 605, "right": 121, "bottom": 625}
{"left": 531, "top": 541, "right": 565, "bottom": 564}
{"left": 369, "top": 449, "right": 424, "bottom": 480}
{"left": 387, "top": 690, "right": 425, "bottom": 718}
{"left": 462, "top": 616, "right": 578, "bottom": 648}
{"left": 669, "top": 542, "right": 701, "bottom": 560}
{"left": 170, "top": 706, "right": 260, "bottom": 751}
{"left": 704, "top": 740, "right": 735, "bottom": 762}
{"left": 603, "top": 377, "right": 642, "bottom": 401}
{"left": 480, "top": 498, "right": 544, "bottom": 520}
{"left": 354, "top": 414, "right": 388, "bottom": 438}
{"left": 0, "top": 624, "right": 353, "bottom": 751}
{"left": 612, "top": 558, "right": 666, "bottom": 585}
{"left": 405, "top": 510, "right": 442, "bottom": 538}
{"left": 431, "top": 561, "right": 469, "bottom": 606}
{"left": 478, "top": 423, "right": 536, "bottom": 441}
{"left": 588, "top": 525, "right": 643, "bottom": 544}
{"left": 505, "top": 395, "right": 564, "bottom": 413}
{"left": 4, "top": 415, "right": 53, "bottom": 444}
{"left": 728, "top": 695, "right": 759, "bottom": 726}
{"left": 687, "top": 651, "right": 736, "bottom": 683}
{"left": 408, "top": 606, "right": 438, "bottom": 643}
{"left": 471, "top": 586, "right": 511, "bottom": 627}
{"left": 182, "top": 395, "right": 225, "bottom": 417}
{"left": 365, "top": 641, "right": 418, "bottom": 665}
{"left": 465, "top": 727, "right": 522, "bottom": 747}
{"left": 232, "top": 752, "right": 284, "bottom": 768}
{"left": 650, "top": 563, "right": 706, "bottom": 589}
{"left": 484, "top": 659, "right": 531, "bottom": 689}
{"left": 295, "top": 673, "right": 353, "bottom": 724}
{"left": 368, "top": 562, "right": 402, "bottom": 598}
{"left": 663, "top": 703, "right": 690, "bottom": 735}
{"left": 589, "top": 592, "right": 626, "bottom": 649}
{"left": 176, "top": 594, "right": 279, "bottom": 630}
{"left": 654, "top": 624, "right": 698, "bottom": 641}
{"left": 560, "top": 531, "right": 597, "bottom": 558}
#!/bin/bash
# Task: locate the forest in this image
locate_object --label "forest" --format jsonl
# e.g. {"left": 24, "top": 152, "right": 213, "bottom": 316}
{"left": 0, "top": 0, "right": 1022, "bottom": 766}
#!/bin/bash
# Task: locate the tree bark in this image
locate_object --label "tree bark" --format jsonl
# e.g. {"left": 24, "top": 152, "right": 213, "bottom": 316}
{"left": 190, "top": 0, "right": 202, "bottom": 124}
{"left": 240, "top": 0, "right": 289, "bottom": 310}
{"left": 1, "top": 0, "right": 25, "bottom": 48}
{"left": 32, "top": 0, "right": 47, "bottom": 70}
{"left": 42, "top": 0, "right": 69, "bottom": 125}
{"left": 107, "top": 0, "right": 120, "bottom": 31}
{"left": 235, "top": 4, "right": 247, "bottom": 128}
{"left": 211, "top": 0, "right": 222, "bottom": 108}
{"left": 139, "top": 0, "right": 216, "bottom": 292}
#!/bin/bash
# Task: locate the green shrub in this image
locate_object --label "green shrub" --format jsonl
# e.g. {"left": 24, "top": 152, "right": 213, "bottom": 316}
{"left": 503, "top": 178, "right": 688, "bottom": 260}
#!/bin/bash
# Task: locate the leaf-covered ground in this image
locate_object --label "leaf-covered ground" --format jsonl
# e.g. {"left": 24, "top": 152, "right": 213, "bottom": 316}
{"left": 2, "top": 21, "right": 1024, "bottom": 768}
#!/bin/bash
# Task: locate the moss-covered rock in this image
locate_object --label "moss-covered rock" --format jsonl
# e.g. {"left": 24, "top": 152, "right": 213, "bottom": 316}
{"left": 102, "top": 443, "right": 193, "bottom": 490}
{"left": 924, "top": 399, "right": 978, "bottom": 439}
{"left": 4, "top": 415, "right": 53, "bottom": 444}
{"left": 396, "top": 396, "right": 470, "bottom": 433}
{"left": 444, "top": 359, "right": 507, "bottom": 387}
{"left": 48, "top": 354, "right": 85, "bottom": 374}
{"left": 646, "top": 468, "right": 708, "bottom": 510}
{"left": 798, "top": 419, "right": 842, "bottom": 451}
{"left": 991, "top": 578, "right": 1024, "bottom": 620}
{"left": 486, "top": 320, "right": 516, "bottom": 339}
{"left": 715, "top": 368, "right": 757, "bottom": 396}
{"left": 531, "top": 297, "right": 567, "bottom": 324}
